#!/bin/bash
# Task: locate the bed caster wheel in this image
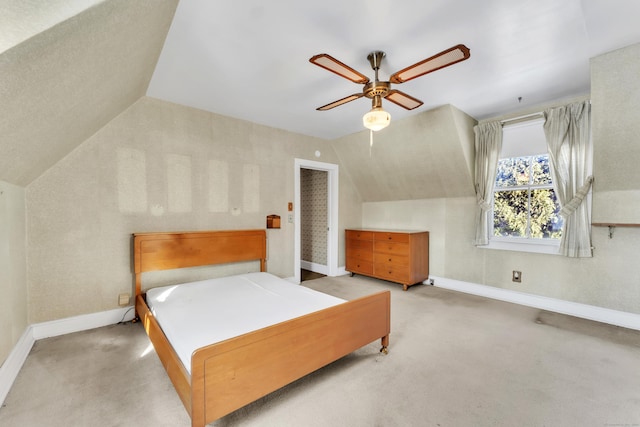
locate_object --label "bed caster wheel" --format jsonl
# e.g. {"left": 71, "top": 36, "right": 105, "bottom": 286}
{"left": 380, "top": 347, "right": 388, "bottom": 355}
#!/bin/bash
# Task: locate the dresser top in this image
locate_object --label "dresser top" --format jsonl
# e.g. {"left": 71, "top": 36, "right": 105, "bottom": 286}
{"left": 346, "top": 228, "right": 428, "bottom": 234}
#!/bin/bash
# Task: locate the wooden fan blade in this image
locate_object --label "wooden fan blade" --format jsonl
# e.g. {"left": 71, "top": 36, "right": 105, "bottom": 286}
{"left": 317, "top": 93, "right": 364, "bottom": 111}
{"left": 310, "top": 54, "right": 370, "bottom": 84}
{"left": 384, "top": 90, "right": 423, "bottom": 110}
{"left": 389, "top": 44, "right": 470, "bottom": 84}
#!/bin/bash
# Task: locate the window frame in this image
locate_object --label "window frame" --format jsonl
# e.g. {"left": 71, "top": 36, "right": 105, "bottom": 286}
{"left": 482, "top": 118, "right": 561, "bottom": 255}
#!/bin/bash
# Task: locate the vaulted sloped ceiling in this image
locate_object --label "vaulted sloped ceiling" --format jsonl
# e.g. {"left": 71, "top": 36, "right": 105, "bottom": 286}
{"left": 0, "top": 0, "right": 178, "bottom": 186}
{"left": 331, "top": 105, "right": 477, "bottom": 201}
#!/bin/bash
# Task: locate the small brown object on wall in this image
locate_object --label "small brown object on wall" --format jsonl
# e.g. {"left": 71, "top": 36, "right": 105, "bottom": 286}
{"left": 346, "top": 229, "right": 429, "bottom": 291}
{"left": 266, "top": 214, "right": 281, "bottom": 229}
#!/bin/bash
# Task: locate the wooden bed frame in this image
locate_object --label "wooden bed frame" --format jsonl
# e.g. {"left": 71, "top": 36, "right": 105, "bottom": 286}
{"left": 133, "top": 229, "right": 390, "bottom": 427}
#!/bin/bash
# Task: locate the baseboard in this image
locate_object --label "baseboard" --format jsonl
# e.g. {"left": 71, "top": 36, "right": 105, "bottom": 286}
{"left": 5, "top": 278, "right": 637, "bottom": 407}
{"left": 0, "top": 306, "right": 135, "bottom": 405}
{"left": 430, "top": 276, "right": 640, "bottom": 331}
{"left": 300, "top": 260, "right": 328, "bottom": 275}
{"left": 0, "top": 326, "right": 35, "bottom": 406}
{"left": 31, "top": 306, "right": 135, "bottom": 340}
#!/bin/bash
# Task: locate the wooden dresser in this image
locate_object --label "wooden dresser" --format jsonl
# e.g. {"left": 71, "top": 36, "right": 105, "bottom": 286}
{"left": 346, "top": 229, "right": 429, "bottom": 290}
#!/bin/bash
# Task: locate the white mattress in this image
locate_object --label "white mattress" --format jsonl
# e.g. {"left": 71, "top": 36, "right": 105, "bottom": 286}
{"left": 146, "top": 272, "right": 345, "bottom": 374}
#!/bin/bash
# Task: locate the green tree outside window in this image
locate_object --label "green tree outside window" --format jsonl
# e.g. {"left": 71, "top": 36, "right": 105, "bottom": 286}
{"left": 493, "top": 155, "right": 562, "bottom": 239}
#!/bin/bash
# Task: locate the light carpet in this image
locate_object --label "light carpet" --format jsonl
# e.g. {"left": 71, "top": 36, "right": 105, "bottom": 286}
{"left": 1, "top": 274, "right": 639, "bottom": 426}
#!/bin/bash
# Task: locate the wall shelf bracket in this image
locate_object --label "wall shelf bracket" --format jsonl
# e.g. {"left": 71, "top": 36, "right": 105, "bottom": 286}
{"left": 592, "top": 223, "right": 640, "bottom": 239}
{"left": 606, "top": 225, "right": 615, "bottom": 239}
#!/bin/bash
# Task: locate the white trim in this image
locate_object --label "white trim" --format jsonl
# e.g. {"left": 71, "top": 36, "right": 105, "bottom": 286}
{"left": 0, "top": 306, "right": 135, "bottom": 405}
{"left": 300, "top": 260, "right": 328, "bottom": 275}
{"left": 31, "top": 306, "right": 135, "bottom": 340}
{"left": 0, "top": 326, "right": 34, "bottom": 406}
{"left": 294, "top": 158, "right": 339, "bottom": 284}
{"left": 481, "top": 239, "right": 561, "bottom": 255}
{"left": 431, "top": 276, "right": 640, "bottom": 331}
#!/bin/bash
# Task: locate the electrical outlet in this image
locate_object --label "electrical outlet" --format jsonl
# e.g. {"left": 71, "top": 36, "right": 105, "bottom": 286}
{"left": 512, "top": 271, "right": 522, "bottom": 283}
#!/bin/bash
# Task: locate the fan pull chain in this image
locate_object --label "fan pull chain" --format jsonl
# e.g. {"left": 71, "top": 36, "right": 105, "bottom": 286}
{"left": 369, "top": 129, "right": 373, "bottom": 157}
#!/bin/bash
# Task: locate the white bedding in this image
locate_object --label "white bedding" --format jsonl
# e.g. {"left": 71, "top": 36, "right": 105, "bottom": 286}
{"left": 146, "top": 272, "right": 345, "bottom": 374}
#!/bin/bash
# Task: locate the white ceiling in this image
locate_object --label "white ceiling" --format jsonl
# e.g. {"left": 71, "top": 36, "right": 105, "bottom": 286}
{"left": 147, "top": 0, "right": 640, "bottom": 140}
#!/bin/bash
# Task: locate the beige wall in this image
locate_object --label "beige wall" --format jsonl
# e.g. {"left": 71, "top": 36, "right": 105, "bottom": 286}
{"left": 9, "top": 40, "right": 640, "bottom": 366}
{"left": 361, "top": 43, "right": 640, "bottom": 315}
{"left": 25, "top": 97, "right": 360, "bottom": 323}
{"left": 331, "top": 104, "right": 477, "bottom": 202}
{"left": 364, "top": 196, "right": 639, "bottom": 314}
{"left": 591, "top": 42, "right": 640, "bottom": 222}
{"left": 0, "top": 180, "right": 27, "bottom": 363}
{"left": 0, "top": 0, "right": 177, "bottom": 187}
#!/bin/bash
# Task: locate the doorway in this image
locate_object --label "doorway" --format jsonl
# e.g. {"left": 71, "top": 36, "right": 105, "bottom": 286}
{"left": 294, "top": 158, "right": 338, "bottom": 284}
{"left": 300, "top": 168, "right": 328, "bottom": 279}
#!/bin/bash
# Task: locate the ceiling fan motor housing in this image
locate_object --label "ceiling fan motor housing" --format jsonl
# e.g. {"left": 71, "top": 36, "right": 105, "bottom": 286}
{"left": 364, "top": 51, "right": 389, "bottom": 98}
{"left": 363, "top": 81, "right": 390, "bottom": 98}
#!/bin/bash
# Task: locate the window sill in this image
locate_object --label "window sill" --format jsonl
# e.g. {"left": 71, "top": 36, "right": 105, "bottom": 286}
{"left": 479, "top": 239, "right": 561, "bottom": 255}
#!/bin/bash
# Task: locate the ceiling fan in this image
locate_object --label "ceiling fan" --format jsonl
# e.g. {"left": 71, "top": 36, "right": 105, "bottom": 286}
{"left": 309, "top": 44, "right": 470, "bottom": 131}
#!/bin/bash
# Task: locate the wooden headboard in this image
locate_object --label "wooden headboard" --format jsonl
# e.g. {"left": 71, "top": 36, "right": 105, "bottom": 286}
{"left": 133, "top": 229, "right": 267, "bottom": 296}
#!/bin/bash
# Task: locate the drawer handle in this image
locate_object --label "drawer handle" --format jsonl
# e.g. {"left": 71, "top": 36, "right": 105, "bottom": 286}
{"left": 388, "top": 258, "right": 392, "bottom": 262}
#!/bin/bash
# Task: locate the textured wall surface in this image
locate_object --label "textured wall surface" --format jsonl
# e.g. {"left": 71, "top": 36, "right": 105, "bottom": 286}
{"left": 0, "top": 0, "right": 105, "bottom": 53}
{"left": 591, "top": 42, "right": 640, "bottom": 222}
{"left": 0, "top": 180, "right": 27, "bottom": 363}
{"left": 331, "top": 104, "right": 476, "bottom": 202}
{"left": 25, "top": 97, "right": 355, "bottom": 323}
{"left": 301, "top": 169, "right": 328, "bottom": 265}
{"left": 363, "top": 195, "right": 640, "bottom": 314}
{"left": 0, "top": 0, "right": 178, "bottom": 186}
{"left": 360, "top": 43, "right": 640, "bottom": 315}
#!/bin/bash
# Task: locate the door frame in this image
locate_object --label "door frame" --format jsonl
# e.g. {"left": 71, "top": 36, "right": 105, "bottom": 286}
{"left": 294, "top": 158, "right": 339, "bottom": 284}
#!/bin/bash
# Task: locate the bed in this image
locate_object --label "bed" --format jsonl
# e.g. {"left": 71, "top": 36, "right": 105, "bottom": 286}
{"left": 133, "top": 229, "right": 391, "bottom": 427}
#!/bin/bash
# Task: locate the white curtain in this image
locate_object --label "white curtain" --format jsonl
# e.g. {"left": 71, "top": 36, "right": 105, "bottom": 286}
{"left": 473, "top": 121, "right": 503, "bottom": 245}
{"left": 543, "top": 101, "right": 593, "bottom": 257}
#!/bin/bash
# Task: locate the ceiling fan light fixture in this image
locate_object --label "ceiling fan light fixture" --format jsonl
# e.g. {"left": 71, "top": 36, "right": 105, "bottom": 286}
{"left": 363, "top": 107, "right": 390, "bottom": 131}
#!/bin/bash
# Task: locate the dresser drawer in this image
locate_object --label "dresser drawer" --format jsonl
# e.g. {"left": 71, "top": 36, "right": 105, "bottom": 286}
{"left": 374, "top": 264, "right": 410, "bottom": 284}
{"left": 373, "top": 241, "right": 410, "bottom": 256}
{"left": 347, "top": 244, "right": 373, "bottom": 262}
{"left": 346, "top": 230, "right": 373, "bottom": 240}
{"left": 347, "top": 238, "right": 373, "bottom": 253}
{"left": 346, "top": 257, "right": 373, "bottom": 275}
{"left": 374, "top": 232, "right": 410, "bottom": 243}
{"left": 374, "top": 252, "right": 409, "bottom": 267}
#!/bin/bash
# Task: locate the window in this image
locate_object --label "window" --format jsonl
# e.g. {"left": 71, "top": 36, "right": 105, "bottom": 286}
{"left": 493, "top": 155, "right": 563, "bottom": 239}
{"left": 487, "top": 117, "right": 562, "bottom": 254}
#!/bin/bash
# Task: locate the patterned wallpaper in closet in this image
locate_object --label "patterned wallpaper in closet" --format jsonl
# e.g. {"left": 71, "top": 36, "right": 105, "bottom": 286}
{"left": 301, "top": 168, "right": 327, "bottom": 265}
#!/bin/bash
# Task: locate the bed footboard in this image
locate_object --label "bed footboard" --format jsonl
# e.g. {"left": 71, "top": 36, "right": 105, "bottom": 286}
{"left": 190, "top": 290, "right": 391, "bottom": 427}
